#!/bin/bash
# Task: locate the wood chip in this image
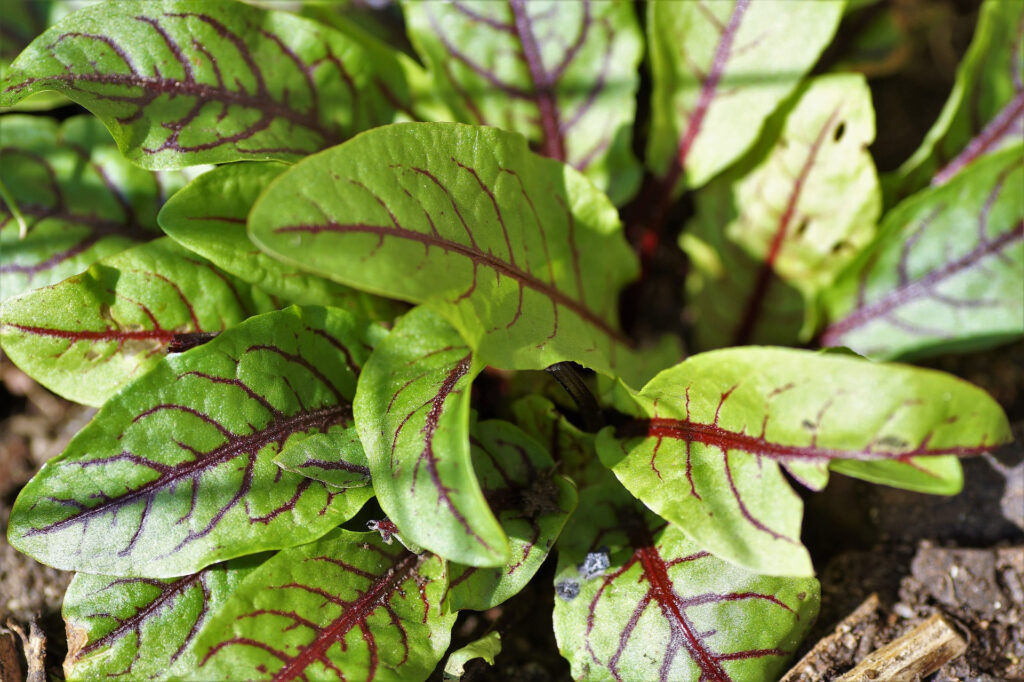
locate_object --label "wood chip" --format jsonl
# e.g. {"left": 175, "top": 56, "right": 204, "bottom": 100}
{"left": 781, "top": 593, "right": 882, "bottom": 682}
{"left": 7, "top": 619, "right": 46, "bottom": 682}
{"left": 835, "top": 612, "right": 967, "bottom": 682}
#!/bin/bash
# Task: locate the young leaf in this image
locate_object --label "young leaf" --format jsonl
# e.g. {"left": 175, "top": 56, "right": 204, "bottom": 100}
{"left": 7, "top": 306, "right": 374, "bottom": 577}
{"left": 355, "top": 306, "right": 507, "bottom": 567}
{"left": 824, "top": 146, "right": 1024, "bottom": 360}
{"left": 443, "top": 632, "right": 501, "bottom": 681}
{"left": 682, "top": 74, "right": 881, "bottom": 348}
{"left": 511, "top": 394, "right": 606, "bottom": 490}
{"left": 0, "top": 115, "right": 186, "bottom": 302}
{"left": 250, "top": 122, "right": 662, "bottom": 387}
{"left": 63, "top": 555, "right": 264, "bottom": 681}
{"left": 0, "top": 0, "right": 409, "bottom": 169}
{"left": 186, "top": 529, "right": 455, "bottom": 682}
{"left": 158, "top": 162, "right": 401, "bottom": 320}
{"left": 402, "top": 0, "right": 644, "bottom": 204}
{"left": 597, "top": 347, "right": 1013, "bottom": 576}
{"left": 445, "top": 418, "right": 577, "bottom": 611}
{"left": 272, "top": 429, "right": 371, "bottom": 489}
{"left": 646, "top": 0, "right": 844, "bottom": 191}
{"left": 887, "top": 0, "right": 1024, "bottom": 199}
{"left": 553, "top": 480, "right": 818, "bottom": 681}
{"left": 0, "top": 237, "right": 275, "bottom": 406}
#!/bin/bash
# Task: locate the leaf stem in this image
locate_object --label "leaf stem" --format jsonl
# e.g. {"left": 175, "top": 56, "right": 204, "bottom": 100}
{"left": 0, "top": 176, "right": 30, "bottom": 239}
{"left": 545, "top": 362, "right": 603, "bottom": 432}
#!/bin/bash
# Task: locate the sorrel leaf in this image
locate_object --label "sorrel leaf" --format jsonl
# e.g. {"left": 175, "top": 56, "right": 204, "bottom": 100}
{"left": 7, "top": 306, "right": 374, "bottom": 577}
{"left": 887, "top": 0, "right": 1024, "bottom": 199}
{"left": 445, "top": 418, "right": 577, "bottom": 611}
{"left": 63, "top": 555, "right": 264, "bottom": 681}
{"left": 0, "top": 115, "right": 186, "bottom": 301}
{"left": 443, "top": 632, "right": 501, "bottom": 681}
{"left": 157, "top": 162, "right": 402, "bottom": 321}
{"left": 355, "top": 306, "right": 508, "bottom": 567}
{"left": 511, "top": 395, "right": 606, "bottom": 490}
{"left": 646, "top": 0, "right": 844, "bottom": 191}
{"left": 597, "top": 347, "right": 1012, "bottom": 576}
{"left": 273, "top": 429, "right": 371, "bottom": 489}
{"left": 553, "top": 479, "right": 818, "bottom": 681}
{"left": 249, "top": 122, "right": 662, "bottom": 387}
{"left": 0, "top": 0, "right": 71, "bottom": 110}
{"left": 0, "top": 0, "right": 409, "bottom": 169}
{"left": 0, "top": 237, "right": 275, "bottom": 406}
{"left": 403, "top": 0, "right": 644, "bottom": 204}
{"left": 186, "top": 529, "right": 455, "bottom": 681}
{"left": 824, "top": 146, "right": 1024, "bottom": 360}
{"left": 682, "top": 74, "right": 881, "bottom": 349}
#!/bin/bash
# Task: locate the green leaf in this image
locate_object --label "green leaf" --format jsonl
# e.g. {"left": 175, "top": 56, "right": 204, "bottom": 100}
{"left": 0, "top": 115, "right": 187, "bottom": 302}
{"left": 886, "top": 0, "right": 1024, "bottom": 200}
{"left": 597, "top": 347, "right": 1012, "bottom": 576}
{"left": 157, "top": 162, "right": 402, "bottom": 320}
{"left": 443, "top": 632, "right": 501, "bottom": 681}
{"left": 0, "top": 0, "right": 410, "bottom": 169}
{"left": 403, "top": 0, "right": 644, "bottom": 204}
{"left": 553, "top": 479, "right": 819, "bottom": 681}
{"left": 824, "top": 145, "right": 1024, "bottom": 360}
{"left": 7, "top": 306, "right": 374, "bottom": 577}
{"left": 355, "top": 306, "right": 507, "bottom": 567}
{"left": 682, "top": 73, "right": 881, "bottom": 349}
{"left": 0, "top": 0, "right": 76, "bottom": 111}
{"left": 63, "top": 555, "right": 264, "bottom": 681}
{"left": 511, "top": 394, "right": 607, "bottom": 490}
{"left": 184, "top": 529, "right": 455, "bottom": 681}
{"left": 250, "top": 122, "right": 664, "bottom": 387}
{"left": 0, "top": 237, "right": 275, "bottom": 406}
{"left": 272, "top": 428, "right": 370, "bottom": 489}
{"left": 445, "top": 418, "right": 577, "bottom": 611}
{"left": 646, "top": 0, "right": 844, "bottom": 191}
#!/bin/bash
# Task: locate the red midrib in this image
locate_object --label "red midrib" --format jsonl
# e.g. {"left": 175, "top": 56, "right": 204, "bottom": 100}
{"left": 933, "top": 90, "right": 1024, "bottom": 186}
{"left": 635, "top": 418, "right": 996, "bottom": 461}
{"left": 508, "top": 0, "right": 565, "bottom": 161}
{"left": 7, "top": 324, "right": 177, "bottom": 344}
{"left": 270, "top": 552, "right": 421, "bottom": 681}
{"left": 274, "top": 221, "right": 627, "bottom": 344}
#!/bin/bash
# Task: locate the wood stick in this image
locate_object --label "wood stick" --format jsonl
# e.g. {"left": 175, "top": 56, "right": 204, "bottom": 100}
{"left": 836, "top": 612, "right": 967, "bottom": 682}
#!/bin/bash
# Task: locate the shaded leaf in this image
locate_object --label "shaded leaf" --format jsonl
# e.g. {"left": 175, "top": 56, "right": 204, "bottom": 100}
{"left": 511, "top": 394, "right": 606, "bottom": 490}
{"left": 683, "top": 74, "right": 880, "bottom": 349}
{"left": 444, "top": 632, "right": 501, "bottom": 681}
{"left": 0, "top": 237, "right": 275, "bottom": 406}
{"left": 7, "top": 306, "right": 374, "bottom": 576}
{"left": 0, "top": 0, "right": 77, "bottom": 110}
{"left": 824, "top": 146, "right": 1024, "bottom": 360}
{"left": 597, "top": 347, "right": 1012, "bottom": 576}
{"left": 187, "top": 529, "right": 454, "bottom": 682}
{"left": 355, "top": 306, "right": 507, "bottom": 567}
{"left": 158, "top": 162, "right": 402, "bottom": 320}
{"left": 553, "top": 479, "right": 818, "bottom": 681}
{"left": 403, "top": 0, "right": 643, "bottom": 204}
{"left": 250, "top": 122, "right": 665, "bottom": 387}
{"left": 63, "top": 555, "right": 264, "bottom": 681}
{"left": 445, "top": 418, "right": 577, "bottom": 611}
{"left": 0, "top": 115, "right": 187, "bottom": 302}
{"left": 887, "top": 0, "right": 1024, "bottom": 200}
{"left": 273, "top": 428, "right": 371, "bottom": 489}
{"left": 646, "top": 0, "right": 844, "bottom": 191}
{"left": 0, "top": 0, "right": 409, "bottom": 169}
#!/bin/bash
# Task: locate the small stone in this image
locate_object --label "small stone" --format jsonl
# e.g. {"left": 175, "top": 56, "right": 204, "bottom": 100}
{"left": 556, "top": 580, "right": 580, "bottom": 601}
{"left": 578, "top": 547, "right": 611, "bottom": 579}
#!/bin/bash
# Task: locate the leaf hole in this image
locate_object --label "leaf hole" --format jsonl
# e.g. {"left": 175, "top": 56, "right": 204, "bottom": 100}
{"left": 831, "top": 240, "right": 852, "bottom": 254}
{"left": 795, "top": 218, "right": 810, "bottom": 237}
{"left": 833, "top": 122, "right": 846, "bottom": 142}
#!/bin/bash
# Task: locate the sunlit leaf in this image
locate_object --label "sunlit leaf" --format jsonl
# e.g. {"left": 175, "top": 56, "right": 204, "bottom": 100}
{"left": 7, "top": 306, "right": 375, "bottom": 577}
{"left": 250, "top": 122, "right": 669, "bottom": 387}
{"left": 158, "top": 162, "right": 402, "bottom": 320}
{"left": 824, "top": 145, "right": 1023, "bottom": 360}
{"left": 63, "top": 555, "right": 264, "bottom": 681}
{"left": 0, "top": 237, "right": 275, "bottom": 406}
{"left": 403, "top": 0, "right": 644, "bottom": 204}
{"left": 597, "top": 347, "right": 1012, "bottom": 576}
{"left": 0, "top": 115, "right": 187, "bottom": 301}
{"left": 553, "top": 479, "right": 818, "bottom": 681}
{"left": 443, "top": 632, "right": 501, "bottom": 681}
{"left": 887, "top": 0, "right": 1024, "bottom": 200}
{"left": 683, "top": 73, "right": 880, "bottom": 349}
{"left": 445, "top": 417, "right": 577, "bottom": 611}
{"left": 0, "top": 0, "right": 409, "bottom": 169}
{"left": 646, "top": 0, "right": 844, "bottom": 191}
{"left": 272, "top": 429, "right": 371, "bottom": 489}
{"left": 186, "top": 529, "right": 455, "bottom": 681}
{"left": 355, "top": 306, "right": 507, "bottom": 567}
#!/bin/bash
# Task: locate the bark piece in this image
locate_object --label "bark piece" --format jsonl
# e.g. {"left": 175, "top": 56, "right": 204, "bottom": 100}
{"left": 836, "top": 612, "right": 967, "bottom": 682}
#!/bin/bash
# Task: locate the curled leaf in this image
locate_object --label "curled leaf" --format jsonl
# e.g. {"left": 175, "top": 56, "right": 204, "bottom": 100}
{"left": 443, "top": 632, "right": 501, "bottom": 681}
{"left": 7, "top": 306, "right": 374, "bottom": 576}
